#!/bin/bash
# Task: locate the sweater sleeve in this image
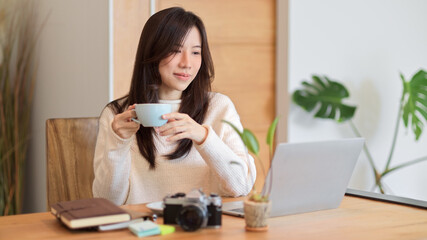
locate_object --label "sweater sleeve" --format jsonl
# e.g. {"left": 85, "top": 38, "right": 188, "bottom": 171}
{"left": 194, "top": 94, "right": 256, "bottom": 197}
{"left": 92, "top": 107, "right": 132, "bottom": 205}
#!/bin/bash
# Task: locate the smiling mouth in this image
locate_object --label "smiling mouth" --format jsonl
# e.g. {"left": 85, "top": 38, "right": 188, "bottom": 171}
{"left": 174, "top": 73, "right": 191, "bottom": 80}
{"left": 174, "top": 73, "right": 190, "bottom": 77}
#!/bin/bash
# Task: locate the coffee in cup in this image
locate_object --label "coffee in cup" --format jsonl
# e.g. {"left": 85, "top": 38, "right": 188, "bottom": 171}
{"left": 132, "top": 103, "right": 172, "bottom": 127}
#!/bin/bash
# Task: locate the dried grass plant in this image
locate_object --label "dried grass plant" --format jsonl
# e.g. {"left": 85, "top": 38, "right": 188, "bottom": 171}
{"left": 0, "top": 0, "right": 42, "bottom": 215}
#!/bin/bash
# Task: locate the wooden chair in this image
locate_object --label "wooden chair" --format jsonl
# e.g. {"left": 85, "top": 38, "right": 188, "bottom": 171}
{"left": 46, "top": 117, "right": 99, "bottom": 210}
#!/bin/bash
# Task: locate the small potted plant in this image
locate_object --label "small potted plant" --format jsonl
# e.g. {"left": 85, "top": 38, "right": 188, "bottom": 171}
{"left": 223, "top": 117, "right": 279, "bottom": 231}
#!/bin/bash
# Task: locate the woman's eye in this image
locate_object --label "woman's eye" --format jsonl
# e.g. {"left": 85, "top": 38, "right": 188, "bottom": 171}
{"left": 193, "top": 51, "right": 201, "bottom": 55}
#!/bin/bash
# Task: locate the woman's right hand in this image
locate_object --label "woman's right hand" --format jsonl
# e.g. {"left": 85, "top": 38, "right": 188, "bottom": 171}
{"left": 111, "top": 104, "right": 140, "bottom": 139}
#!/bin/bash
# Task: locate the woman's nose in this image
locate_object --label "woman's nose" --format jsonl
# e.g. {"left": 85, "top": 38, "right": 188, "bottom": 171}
{"left": 178, "top": 51, "right": 191, "bottom": 68}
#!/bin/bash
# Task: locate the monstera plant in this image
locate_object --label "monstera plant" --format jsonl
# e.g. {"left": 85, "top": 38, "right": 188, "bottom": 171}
{"left": 293, "top": 70, "right": 427, "bottom": 194}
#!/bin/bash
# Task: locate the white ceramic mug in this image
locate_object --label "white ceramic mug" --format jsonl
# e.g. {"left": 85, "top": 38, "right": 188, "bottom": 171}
{"left": 132, "top": 103, "right": 172, "bottom": 127}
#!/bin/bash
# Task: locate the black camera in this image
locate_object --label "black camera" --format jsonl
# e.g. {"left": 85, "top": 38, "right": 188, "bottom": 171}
{"left": 163, "top": 189, "right": 222, "bottom": 231}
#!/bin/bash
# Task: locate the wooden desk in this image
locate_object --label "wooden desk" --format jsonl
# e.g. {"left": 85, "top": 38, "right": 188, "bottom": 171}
{"left": 1, "top": 196, "right": 427, "bottom": 240}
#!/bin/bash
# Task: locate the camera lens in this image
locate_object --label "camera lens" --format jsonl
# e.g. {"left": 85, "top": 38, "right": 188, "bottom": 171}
{"left": 176, "top": 205, "right": 206, "bottom": 231}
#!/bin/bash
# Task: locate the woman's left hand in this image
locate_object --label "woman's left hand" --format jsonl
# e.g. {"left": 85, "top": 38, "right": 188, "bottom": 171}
{"left": 156, "top": 112, "right": 208, "bottom": 145}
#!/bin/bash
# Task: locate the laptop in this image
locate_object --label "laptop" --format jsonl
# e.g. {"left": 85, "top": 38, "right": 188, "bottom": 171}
{"left": 222, "top": 138, "right": 364, "bottom": 217}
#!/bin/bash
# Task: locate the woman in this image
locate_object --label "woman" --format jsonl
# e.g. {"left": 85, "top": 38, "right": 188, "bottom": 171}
{"left": 93, "top": 7, "right": 256, "bottom": 205}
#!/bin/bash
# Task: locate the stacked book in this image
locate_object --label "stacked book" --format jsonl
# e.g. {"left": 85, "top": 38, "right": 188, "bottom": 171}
{"left": 50, "top": 198, "right": 131, "bottom": 229}
{"left": 50, "top": 197, "right": 175, "bottom": 236}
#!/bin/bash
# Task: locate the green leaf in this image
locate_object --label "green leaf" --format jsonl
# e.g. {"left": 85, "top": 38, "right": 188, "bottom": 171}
{"left": 242, "top": 129, "right": 260, "bottom": 156}
{"left": 249, "top": 192, "right": 269, "bottom": 202}
{"left": 401, "top": 69, "right": 427, "bottom": 140}
{"left": 222, "top": 120, "right": 243, "bottom": 138}
{"left": 292, "top": 75, "right": 357, "bottom": 122}
{"left": 229, "top": 161, "right": 242, "bottom": 166}
{"left": 266, "top": 117, "right": 279, "bottom": 155}
{"left": 251, "top": 193, "right": 262, "bottom": 201}
{"left": 222, "top": 120, "right": 259, "bottom": 156}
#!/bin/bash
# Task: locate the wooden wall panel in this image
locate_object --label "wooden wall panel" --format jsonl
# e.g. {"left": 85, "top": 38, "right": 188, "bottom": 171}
{"left": 157, "top": 0, "right": 274, "bottom": 44}
{"left": 113, "top": 0, "right": 150, "bottom": 99}
{"left": 158, "top": 0, "right": 276, "bottom": 190}
{"left": 211, "top": 44, "right": 275, "bottom": 133}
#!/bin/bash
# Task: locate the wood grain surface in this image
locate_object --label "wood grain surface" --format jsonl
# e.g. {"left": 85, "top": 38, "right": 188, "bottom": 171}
{"left": 2, "top": 196, "right": 427, "bottom": 240}
{"left": 46, "top": 118, "right": 99, "bottom": 210}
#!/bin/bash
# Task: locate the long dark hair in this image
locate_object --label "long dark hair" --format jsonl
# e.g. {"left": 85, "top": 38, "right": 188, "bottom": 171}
{"left": 108, "top": 7, "right": 214, "bottom": 169}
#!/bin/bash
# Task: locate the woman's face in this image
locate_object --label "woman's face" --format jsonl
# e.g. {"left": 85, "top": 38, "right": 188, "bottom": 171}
{"left": 158, "top": 26, "right": 202, "bottom": 100}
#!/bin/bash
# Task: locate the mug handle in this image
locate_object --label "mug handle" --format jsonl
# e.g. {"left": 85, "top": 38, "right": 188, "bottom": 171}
{"left": 131, "top": 109, "right": 141, "bottom": 124}
{"left": 131, "top": 118, "right": 141, "bottom": 124}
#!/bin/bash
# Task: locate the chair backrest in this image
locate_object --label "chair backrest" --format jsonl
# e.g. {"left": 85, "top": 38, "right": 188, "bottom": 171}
{"left": 46, "top": 117, "right": 99, "bottom": 210}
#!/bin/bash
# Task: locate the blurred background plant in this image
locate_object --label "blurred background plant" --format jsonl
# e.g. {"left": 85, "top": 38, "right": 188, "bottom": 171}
{"left": 0, "top": 0, "right": 42, "bottom": 215}
{"left": 292, "top": 71, "right": 427, "bottom": 194}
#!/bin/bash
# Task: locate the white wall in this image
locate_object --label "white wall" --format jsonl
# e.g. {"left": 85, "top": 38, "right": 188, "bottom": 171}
{"left": 23, "top": 0, "right": 109, "bottom": 213}
{"left": 288, "top": 0, "right": 427, "bottom": 200}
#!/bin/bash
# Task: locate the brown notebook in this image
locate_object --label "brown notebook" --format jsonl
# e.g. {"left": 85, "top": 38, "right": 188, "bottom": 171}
{"left": 51, "top": 198, "right": 131, "bottom": 229}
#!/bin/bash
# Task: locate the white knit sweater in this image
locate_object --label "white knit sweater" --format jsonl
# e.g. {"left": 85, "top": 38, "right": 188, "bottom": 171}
{"left": 92, "top": 92, "right": 256, "bottom": 205}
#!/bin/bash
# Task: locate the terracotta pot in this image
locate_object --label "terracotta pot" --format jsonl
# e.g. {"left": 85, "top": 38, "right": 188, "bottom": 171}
{"left": 243, "top": 199, "right": 271, "bottom": 231}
